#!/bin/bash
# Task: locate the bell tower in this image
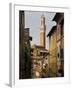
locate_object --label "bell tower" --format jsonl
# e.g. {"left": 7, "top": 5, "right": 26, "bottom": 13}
{"left": 40, "top": 14, "right": 46, "bottom": 48}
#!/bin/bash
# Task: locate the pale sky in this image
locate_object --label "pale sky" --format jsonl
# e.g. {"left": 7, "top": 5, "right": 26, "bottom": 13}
{"left": 25, "top": 11, "right": 56, "bottom": 49}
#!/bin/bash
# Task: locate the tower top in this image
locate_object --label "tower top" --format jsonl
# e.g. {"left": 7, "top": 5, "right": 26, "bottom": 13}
{"left": 40, "top": 14, "right": 45, "bottom": 26}
{"left": 41, "top": 14, "right": 45, "bottom": 21}
{"left": 41, "top": 14, "right": 45, "bottom": 18}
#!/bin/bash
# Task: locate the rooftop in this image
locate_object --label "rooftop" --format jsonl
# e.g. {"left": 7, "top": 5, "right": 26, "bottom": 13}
{"left": 31, "top": 44, "right": 49, "bottom": 53}
{"left": 47, "top": 26, "right": 57, "bottom": 37}
{"left": 53, "top": 13, "right": 64, "bottom": 23}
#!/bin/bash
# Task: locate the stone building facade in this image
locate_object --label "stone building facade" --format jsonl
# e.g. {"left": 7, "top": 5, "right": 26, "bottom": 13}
{"left": 53, "top": 13, "right": 64, "bottom": 77}
{"left": 19, "top": 11, "right": 32, "bottom": 79}
{"left": 47, "top": 26, "right": 57, "bottom": 77}
{"left": 31, "top": 45, "right": 49, "bottom": 78}
{"left": 47, "top": 13, "right": 64, "bottom": 77}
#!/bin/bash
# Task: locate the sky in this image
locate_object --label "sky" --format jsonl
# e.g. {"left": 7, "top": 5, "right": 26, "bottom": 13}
{"left": 25, "top": 11, "right": 56, "bottom": 49}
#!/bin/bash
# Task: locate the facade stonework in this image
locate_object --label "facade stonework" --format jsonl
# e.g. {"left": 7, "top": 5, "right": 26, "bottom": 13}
{"left": 31, "top": 45, "right": 49, "bottom": 78}
{"left": 47, "top": 13, "right": 64, "bottom": 77}
{"left": 19, "top": 11, "right": 32, "bottom": 79}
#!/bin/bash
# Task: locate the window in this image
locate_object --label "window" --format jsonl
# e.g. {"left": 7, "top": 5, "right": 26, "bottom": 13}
{"left": 57, "top": 53, "right": 59, "bottom": 58}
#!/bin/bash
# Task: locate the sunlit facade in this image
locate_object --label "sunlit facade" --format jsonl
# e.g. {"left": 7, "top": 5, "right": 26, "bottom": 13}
{"left": 47, "top": 13, "right": 64, "bottom": 77}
